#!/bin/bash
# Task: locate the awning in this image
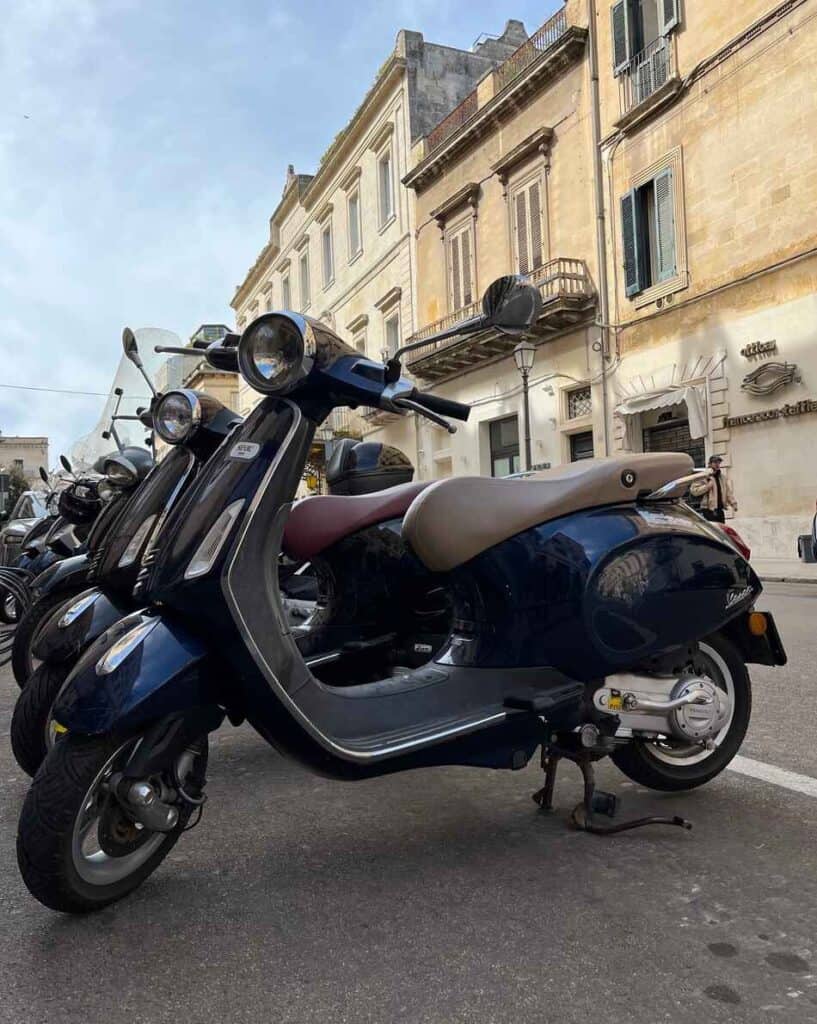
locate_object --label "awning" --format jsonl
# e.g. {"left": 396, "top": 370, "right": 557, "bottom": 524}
{"left": 615, "top": 385, "right": 707, "bottom": 450}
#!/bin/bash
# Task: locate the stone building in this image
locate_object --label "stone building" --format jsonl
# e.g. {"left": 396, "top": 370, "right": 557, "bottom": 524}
{"left": 379, "top": 1, "right": 601, "bottom": 479}
{"left": 597, "top": 0, "right": 817, "bottom": 555}
{"left": 180, "top": 324, "right": 240, "bottom": 413}
{"left": 0, "top": 434, "right": 49, "bottom": 485}
{"left": 230, "top": 21, "right": 529, "bottom": 467}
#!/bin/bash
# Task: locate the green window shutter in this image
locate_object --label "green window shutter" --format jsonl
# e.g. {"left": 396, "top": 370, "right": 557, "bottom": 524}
{"left": 611, "top": 0, "right": 631, "bottom": 75}
{"left": 621, "top": 189, "right": 644, "bottom": 297}
{"left": 661, "top": 0, "right": 680, "bottom": 34}
{"left": 654, "top": 168, "right": 677, "bottom": 282}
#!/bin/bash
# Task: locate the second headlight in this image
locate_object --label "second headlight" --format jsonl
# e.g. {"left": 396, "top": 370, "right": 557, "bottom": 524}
{"left": 154, "top": 390, "right": 202, "bottom": 444}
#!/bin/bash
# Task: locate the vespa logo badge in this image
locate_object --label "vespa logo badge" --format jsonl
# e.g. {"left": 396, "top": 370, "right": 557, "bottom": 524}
{"left": 725, "top": 586, "right": 753, "bottom": 611}
{"left": 230, "top": 442, "right": 260, "bottom": 461}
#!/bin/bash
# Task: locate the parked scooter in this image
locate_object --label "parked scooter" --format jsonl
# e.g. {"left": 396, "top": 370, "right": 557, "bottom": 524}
{"left": 17, "top": 277, "right": 787, "bottom": 914}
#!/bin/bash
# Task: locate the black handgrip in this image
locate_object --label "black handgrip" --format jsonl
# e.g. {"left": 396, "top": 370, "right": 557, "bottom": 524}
{"left": 414, "top": 391, "right": 471, "bottom": 422}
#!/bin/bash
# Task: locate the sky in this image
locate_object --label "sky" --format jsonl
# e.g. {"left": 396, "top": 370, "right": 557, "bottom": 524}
{"left": 1, "top": 0, "right": 561, "bottom": 465}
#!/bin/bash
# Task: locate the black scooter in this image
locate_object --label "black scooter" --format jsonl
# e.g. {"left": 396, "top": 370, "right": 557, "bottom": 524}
{"left": 17, "top": 277, "right": 787, "bottom": 914}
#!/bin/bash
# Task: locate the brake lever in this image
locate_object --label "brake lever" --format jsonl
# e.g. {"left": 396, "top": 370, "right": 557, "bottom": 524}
{"left": 393, "top": 398, "right": 457, "bottom": 434}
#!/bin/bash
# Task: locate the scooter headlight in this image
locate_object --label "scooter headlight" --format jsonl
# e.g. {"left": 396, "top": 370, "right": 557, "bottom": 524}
{"left": 238, "top": 313, "right": 313, "bottom": 394}
{"left": 154, "top": 390, "right": 201, "bottom": 444}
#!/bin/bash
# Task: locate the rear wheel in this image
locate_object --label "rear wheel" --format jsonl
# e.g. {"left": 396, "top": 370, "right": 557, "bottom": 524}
{"left": 11, "top": 662, "right": 71, "bottom": 777}
{"left": 11, "top": 590, "right": 77, "bottom": 687}
{"left": 17, "top": 733, "right": 207, "bottom": 913}
{"left": 611, "top": 633, "right": 751, "bottom": 792}
{"left": 0, "top": 588, "right": 18, "bottom": 624}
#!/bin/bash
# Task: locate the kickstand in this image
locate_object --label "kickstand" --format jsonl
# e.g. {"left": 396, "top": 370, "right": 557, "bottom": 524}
{"left": 533, "top": 749, "right": 693, "bottom": 835}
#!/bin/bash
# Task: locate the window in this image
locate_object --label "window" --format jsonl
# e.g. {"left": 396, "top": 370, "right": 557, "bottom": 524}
{"left": 299, "top": 250, "right": 310, "bottom": 310}
{"left": 282, "top": 274, "right": 291, "bottom": 310}
{"left": 384, "top": 313, "right": 400, "bottom": 357}
{"left": 621, "top": 166, "right": 676, "bottom": 297}
{"left": 612, "top": 0, "right": 679, "bottom": 74}
{"left": 511, "top": 177, "right": 545, "bottom": 276}
{"left": 352, "top": 328, "right": 366, "bottom": 355}
{"left": 347, "top": 190, "right": 362, "bottom": 259}
{"left": 321, "top": 222, "right": 334, "bottom": 288}
{"left": 567, "top": 385, "right": 592, "bottom": 419}
{"left": 13, "top": 458, "right": 24, "bottom": 470}
{"left": 378, "top": 148, "right": 394, "bottom": 226}
{"left": 489, "top": 417, "right": 520, "bottom": 477}
{"left": 570, "top": 431, "right": 595, "bottom": 462}
{"left": 446, "top": 222, "right": 475, "bottom": 312}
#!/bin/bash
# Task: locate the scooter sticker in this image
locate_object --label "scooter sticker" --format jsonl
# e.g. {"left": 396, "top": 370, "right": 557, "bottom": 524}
{"left": 229, "top": 442, "right": 260, "bottom": 461}
{"left": 725, "top": 585, "right": 753, "bottom": 610}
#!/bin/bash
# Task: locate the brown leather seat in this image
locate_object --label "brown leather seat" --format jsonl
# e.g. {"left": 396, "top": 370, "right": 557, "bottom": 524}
{"left": 402, "top": 452, "right": 694, "bottom": 573}
{"left": 282, "top": 481, "right": 430, "bottom": 562}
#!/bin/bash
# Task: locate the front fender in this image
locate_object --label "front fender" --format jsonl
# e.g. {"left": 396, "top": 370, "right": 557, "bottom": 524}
{"left": 30, "top": 553, "right": 89, "bottom": 603}
{"left": 31, "top": 589, "right": 129, "bottom": 664}
{"left": 53, "top": 612, "right": 213, "bottom": 736}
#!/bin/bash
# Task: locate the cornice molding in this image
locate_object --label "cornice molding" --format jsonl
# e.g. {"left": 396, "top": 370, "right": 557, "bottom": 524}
{"left": 430, "top": 181, "right": 480, "bottom": 229}
{"left": 491, "top": 126, "right": 553, "bottom": 185}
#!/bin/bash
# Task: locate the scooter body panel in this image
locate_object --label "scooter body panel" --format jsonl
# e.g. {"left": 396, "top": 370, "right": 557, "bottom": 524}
{"left": 31, "top": 588, "right": 130, "bottom": 664}
{"left": 29, "top": 553, "right": 89, "bottom": 604}
{"left": 52, "top": 612, "right": 211, "bottom": 735}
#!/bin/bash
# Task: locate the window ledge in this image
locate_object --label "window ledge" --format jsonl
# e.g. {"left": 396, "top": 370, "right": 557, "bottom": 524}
{"left": 632, "top": 270, "right": 688, "bottom": 310}
{"left": 322, "top": 278, "right": 335, "bottom": 293}
{"left": 378, "top": 213, "right": 397, "bottom": 236}
{"left": 560, "top": 415, "right": 593, "bottom": 433}
{"left": 348, "top": 248, "right": 363, "bottom": 267}
{"left": 613, "top": 75, "right": 683, "bottom": 135}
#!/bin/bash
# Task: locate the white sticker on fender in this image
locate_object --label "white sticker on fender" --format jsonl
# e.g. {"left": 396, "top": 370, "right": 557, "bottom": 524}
{"left": 230, "top": 442, "right": 260, "bottom": 461}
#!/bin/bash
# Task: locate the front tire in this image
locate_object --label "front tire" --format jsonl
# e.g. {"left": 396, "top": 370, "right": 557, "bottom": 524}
{"left": 11, "top": 662, "right": 71, "bottom": 777}
{"left": 11, "top": 590, "right": 78, "bottom": 688}
{"left": 611, "top": 633, "right": 751, "bottom": 792}
{"left": 17, "top": 733, "right": 207, "bottom": 913}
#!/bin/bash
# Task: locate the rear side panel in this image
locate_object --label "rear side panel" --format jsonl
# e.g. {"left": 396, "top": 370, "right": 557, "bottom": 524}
{"left": 436, "top": 502, "right": 759, "bottom": 678}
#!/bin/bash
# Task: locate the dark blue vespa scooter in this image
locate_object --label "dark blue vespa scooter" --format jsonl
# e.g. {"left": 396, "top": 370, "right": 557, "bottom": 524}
{"left": 17, "top": 277, "right": 787, "bottom": 913}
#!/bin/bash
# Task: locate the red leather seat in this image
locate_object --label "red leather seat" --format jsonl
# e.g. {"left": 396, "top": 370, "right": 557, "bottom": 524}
{"left": 282, "top": 481, "right": 430, "bottom": 562}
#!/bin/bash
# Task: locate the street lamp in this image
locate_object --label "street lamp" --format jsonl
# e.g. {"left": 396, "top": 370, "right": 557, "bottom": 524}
{"left": 513, "top": 339, "right": 536, "bottom": 471}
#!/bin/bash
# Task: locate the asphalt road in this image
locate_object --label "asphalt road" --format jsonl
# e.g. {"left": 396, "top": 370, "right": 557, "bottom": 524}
{"left": 1, "top": 581, "right": 816, "bottom": 1024}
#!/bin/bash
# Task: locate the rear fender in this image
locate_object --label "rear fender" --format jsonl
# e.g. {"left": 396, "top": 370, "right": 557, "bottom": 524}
{"left": 722, "top": 609, "right": 787, "bottom": 666}
{"left": 30, "top": 553, "right": 89, "bottom": 603}
{"left": 31, "top": 589, "right": 128, "bottom": 664}
{"left": 52, "top": 612, "right": 214, "bottom": 736}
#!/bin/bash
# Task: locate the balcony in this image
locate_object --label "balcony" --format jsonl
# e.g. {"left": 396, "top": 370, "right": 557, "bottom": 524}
{"left": 615, "top": 37, "right": 682, "bottom": 130}
{"left": 405, "top": 258, "right": 596, "bottom": 384}
{"left": 315, "top": 407, "right": 367, "bottom": 443}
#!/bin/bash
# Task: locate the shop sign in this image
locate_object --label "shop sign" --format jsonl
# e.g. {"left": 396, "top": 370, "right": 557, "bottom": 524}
{"left": 740, "top": 340, "right": 777, "bottom": 360}
{"left": 724, "top": 398, "right": 817, "bottom": 428}
{"left": 740, "top": 361, "right": 801, "bottom": 396}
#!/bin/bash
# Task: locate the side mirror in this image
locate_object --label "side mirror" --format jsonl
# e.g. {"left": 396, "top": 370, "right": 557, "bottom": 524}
{"left": 60, "top": 454, "right": 72, "bottom": 474}
{"left": 481, "top": 276, "right": 543, "bottom": 337}
{"left": 39, "top": 466, "right": 49, "bottom": 484}
{"left": 122, "top": 327, "right": 144, "bottom": 368}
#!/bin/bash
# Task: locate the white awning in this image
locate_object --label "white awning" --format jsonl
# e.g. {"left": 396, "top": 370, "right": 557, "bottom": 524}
{"left": 615, "top": 385, "right": 707, "bottom": 450}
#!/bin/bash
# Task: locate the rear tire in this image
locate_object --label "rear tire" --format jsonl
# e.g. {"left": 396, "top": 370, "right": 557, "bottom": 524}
{"left": 611, "top": 633, "right": 751, "bottom": 792}
{"left": 0, "top": 588, "right": 19, "bottom": 624}
{"left": 17, "top": 733, "right": 207, "bottom": 914}
{"left": 11, "top": 662, "right": 71, "bottom": 777}
{"left": 12, "top": 590, "right": 77, "bottom": 688}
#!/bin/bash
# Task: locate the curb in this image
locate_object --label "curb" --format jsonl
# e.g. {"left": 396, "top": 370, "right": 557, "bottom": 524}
{"left": 760, "top": 575, "right": 817, "bottom": 585}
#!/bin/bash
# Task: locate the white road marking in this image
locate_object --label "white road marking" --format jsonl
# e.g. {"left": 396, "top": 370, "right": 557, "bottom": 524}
{"left": 728, "top": 754, "right": 817, "bottom": 799}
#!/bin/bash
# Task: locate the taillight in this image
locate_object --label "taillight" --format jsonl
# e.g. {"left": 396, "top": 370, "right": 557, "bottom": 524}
{"left": 721, "top": 525, "right": 751, "bottom": 561}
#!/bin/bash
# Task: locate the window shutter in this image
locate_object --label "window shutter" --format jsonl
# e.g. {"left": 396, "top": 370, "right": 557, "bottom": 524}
{"left": 620, "top": 189, "right": 643, "bottom": 297}
{"left": 611, "top": 0, "right": 631, "bottom": 75}
{"left": 460, "top": 229, "right": 473, "bottom": 306}
{"left": 450, "top": 235, "right": 462, "bottom": 311}
{"left": 654, "top": 168, "right": 677, "bottom": 282}
{"left": 661, "top": 0, "right": 680, "bottom": 34}
{"left": 528, "top": 181, "right": 543, "bottom": 272}
{"left": 515, "top": 191, "right": 530, "bottom": 275}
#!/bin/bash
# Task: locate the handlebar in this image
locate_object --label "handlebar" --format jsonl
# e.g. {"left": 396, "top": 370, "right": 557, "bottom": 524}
{"left": 412, "top": 391, "right": 471, "bottom": 423}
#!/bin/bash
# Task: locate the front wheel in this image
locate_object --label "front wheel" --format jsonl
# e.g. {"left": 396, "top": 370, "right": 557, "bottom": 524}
{"left": 611, "top": 633, "right": 751, "bottom": 792}
{"left": 11, "top": 662, "right": 71, "bottom": 777}
{"left": 17, "top": 733, "right": 208, "bottom": 913}
{"left": 12, "top": 590, "right": 78, "bottom": 688}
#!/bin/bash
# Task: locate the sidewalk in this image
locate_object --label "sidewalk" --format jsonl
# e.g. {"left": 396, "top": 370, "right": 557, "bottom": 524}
{"left": 753, "top": 558, "right": 817, "bottom": 584}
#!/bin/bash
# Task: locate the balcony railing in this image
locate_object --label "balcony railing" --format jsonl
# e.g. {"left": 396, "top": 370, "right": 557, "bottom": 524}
{"left": 405, "top": 258, "right": 596, "bottom": 383}
{"left": 496, "top": 7, "right": 568, "bottom": 89}
{"left": 618, "top": 37, "right": 676, "bottom": 116}
{"left": 316, "top": 407, "right": 366, "bottom": 442}
{"left": 425, "top": 6, "right": 569, "bottom": 154}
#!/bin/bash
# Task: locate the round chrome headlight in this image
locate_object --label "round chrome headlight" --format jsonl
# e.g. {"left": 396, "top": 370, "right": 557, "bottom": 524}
{"left": 238, "top": 313, "right": 311, "bottom": 394}
{"left": 154, "top": 389, "right": 201, "bottom": 444}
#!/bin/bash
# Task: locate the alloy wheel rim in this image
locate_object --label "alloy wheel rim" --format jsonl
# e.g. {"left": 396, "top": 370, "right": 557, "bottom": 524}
{"left": 644, "top": 641, "right": 736, "bottom": 767}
